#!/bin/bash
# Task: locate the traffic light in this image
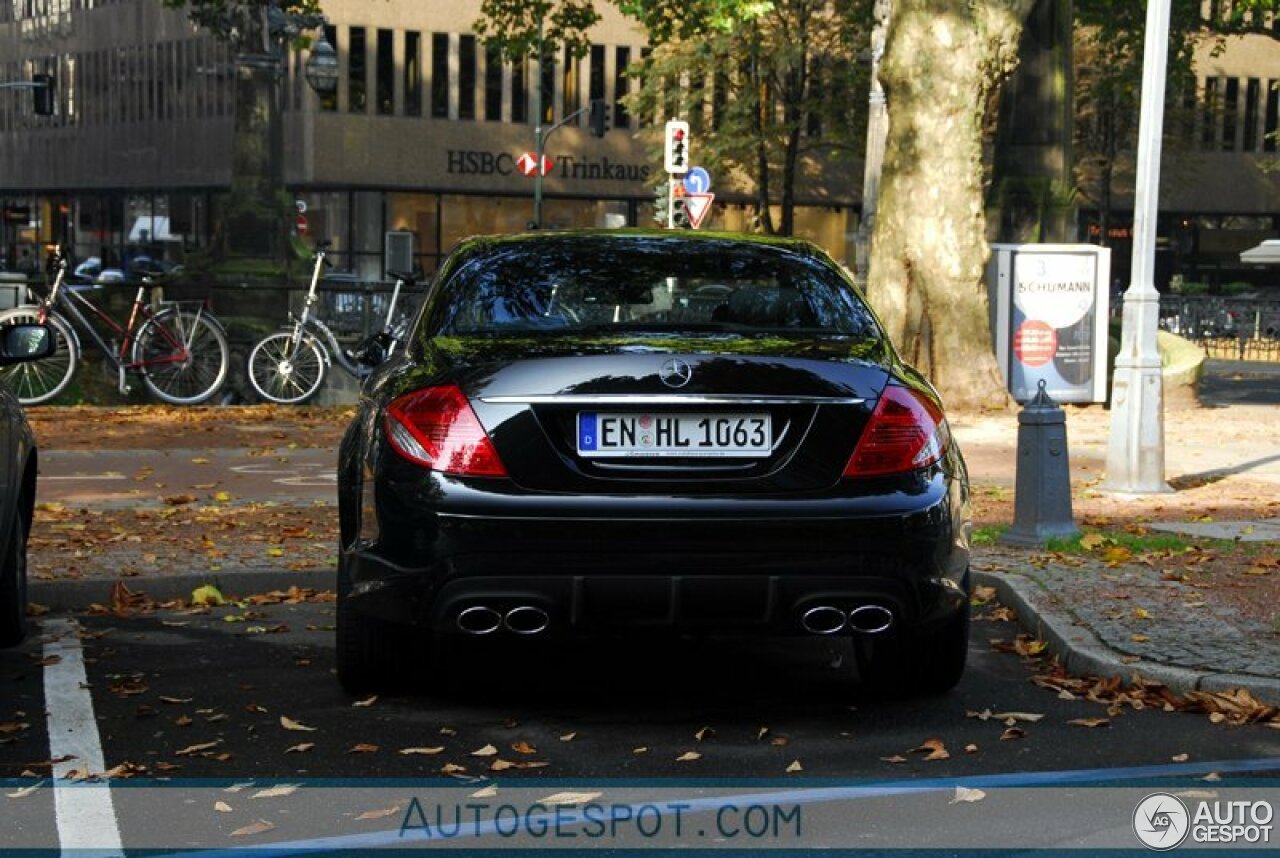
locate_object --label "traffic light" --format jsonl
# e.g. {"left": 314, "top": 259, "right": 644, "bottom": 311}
{"left": 663, "top": 120, "right": 690, "bottom": 174}
{"left": 671, "top": 196, "right": 691, "bottom": 229}
{"left": 589, "top": 98, "right": 610, "bottom": 137}
{"left": 32, "top": 74, "right": 54, "bottom": 116}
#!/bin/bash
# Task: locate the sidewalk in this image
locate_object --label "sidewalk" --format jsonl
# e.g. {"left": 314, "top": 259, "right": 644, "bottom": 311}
{"left": 22, "top": 394, "right": 1280, "bottom": 704}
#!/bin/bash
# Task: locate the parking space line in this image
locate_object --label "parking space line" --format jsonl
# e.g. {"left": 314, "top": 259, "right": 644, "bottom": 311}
{"left": 42, "top": 618, "right": 124, "bottom": 857}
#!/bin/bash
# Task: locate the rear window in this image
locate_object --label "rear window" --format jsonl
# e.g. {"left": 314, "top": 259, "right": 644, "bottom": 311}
{"left": 427, "top": 236, "right": 880, "bottom": 339}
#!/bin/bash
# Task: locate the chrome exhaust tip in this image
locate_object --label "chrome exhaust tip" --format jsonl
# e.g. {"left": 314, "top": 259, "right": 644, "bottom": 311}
{"left": 504, "top": 605, "right": 550, "bottom": 636}
{"left": 457, "top": 605, "right": 503, "bottom": 635}
{"left": 847, "top": 605, "right": 895, "bottom": 635}
{"left": 800, "top": 605, "right": 847, "bottom": 635}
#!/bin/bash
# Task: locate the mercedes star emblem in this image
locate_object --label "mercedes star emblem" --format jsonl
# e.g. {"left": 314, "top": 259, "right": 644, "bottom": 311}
{"left": 659, "top": 358, "right": 693, "bottom": 388}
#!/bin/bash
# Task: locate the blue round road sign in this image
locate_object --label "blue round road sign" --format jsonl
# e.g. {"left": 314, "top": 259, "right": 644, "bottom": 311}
{"left": 683, "top": 167, "right": 711, "bottom": 195}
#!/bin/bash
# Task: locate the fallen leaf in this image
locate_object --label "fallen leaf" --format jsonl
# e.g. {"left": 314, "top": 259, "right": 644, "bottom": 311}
{"left": 756, "top": 726, "right": 770, "bottom": 741}
{"left": 214, "top": 801, "right": 232, "bottom": 813}
{"left": 695, "top": 726, "right": 715, "bottom": 742}
{"left": 632, "top": 747, "right": 648, "bottom": 755}
{"left": 951, "top": 787, "right": 987, "bottom": 804}
{"left": 880, "top": 755, "right": 907, "bottom": 764}
{"left": 1000, "top": 727, "right": 1026, "bottom": 741}
{"left": 175, "top": 740, "right": 221, "bottom": 756}
{"left": 471, "top": 785, "right": 499, "bottom": 799}
{"left": 159, "top": 696, "right": 193, "bottom": 705}
{"left": 1171, "top": 753, "right": 1189, "bottom": 762}
{"left": 6, "top": 783, "right": 40, "bottom": 799}
{"left": 348, "top": 743, "right": 379, "bottom": 754}
{"left": 440, "top": 763, "right": 466, "bottom": 775}
{"left": 1244, "top": 566, "right": 1272, "bottom": 576}
{"left": 280, "top": 716, "right": 316, "bottom": 732}
{"left": 785, "top": 760, "right": 803, "bottom": 773}
{"left": 1202, "top": 772, "right": 1222, "bottom": 782}
{"left": 214, "top": 491, "right": 232, "bottom": 503}
{"left": 356, "top": 805, "right": 401, "bottom": 821}
{"left": 676, "top": 751, "right": 702, "bottom": 762}
{"left": 399, "top": 746, "right": 445, "bottom": 756}
{"left": 352, "top": 696, "right": 377, "bottom": 708}
{"left": 191, "top": 585, "right": 225, "bottom": 607}
{"left": 964, "top": 744, "right": 979, "bottom": 754}
{"left": 559, "top": 732, "right": 577, "bottom": 742}
{"left": 1079, "top": 533, "right": 1107, "bottom": 550}
{"left": 175, "top": 715, "right": 193, "bottom": 727}
{"left": 538, "top": 791, "right": 603, "bottom": 806}
{"left": 285, "top": 743, "right": 314, "bottom": 754}
{"left": 0, "top": 722, "right": 29, "bottom": 734}
{"left": 470, "top": 744, "right": 498, "bottom": 757}
{"left": 252, "top": 784, "right": 301, "bottom": 799}
{"left": 992, "top": 712, "right": 1044, "bottom": 723}
{"left": 1208, "top": 712, "right": 1227, "bottom": 724}
{"left": 191, "top": 457, "right": 210, "bottom": 465}
{"left": 164, "top": 495, "right": 198, "bottom": 506}
{"left": 1067, "top": 718, "right": 1110, "bottom": 728}
{"left": 1130, "top": 634, "right": 1150, "bottom": 643}
{"left": 910, "top": 739, "right": 950, "bottom": 761}
{"left": 1134, "top": 608, "right": 1153, "bottom": 621}
{"left": 230, "top": 820, "right": 275, "bottom": 838}
{"left": 490, "top": 759, "right": 515, "bottom": 771}
{"left": 512, "top": 741, "right": 537, "bottom": 755}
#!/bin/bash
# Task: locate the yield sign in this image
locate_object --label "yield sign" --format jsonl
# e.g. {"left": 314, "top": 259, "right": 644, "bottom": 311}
{"left": 684, "top": 192, "right": 715, "bottom": 229}
{"left": 517, "top": 152, "right": 554, "bottom": 177}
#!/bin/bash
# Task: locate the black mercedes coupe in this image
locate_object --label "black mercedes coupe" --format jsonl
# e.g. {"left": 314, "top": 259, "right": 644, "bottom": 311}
{"left": 336, "top": 230, "right": 971, "bottom": 696}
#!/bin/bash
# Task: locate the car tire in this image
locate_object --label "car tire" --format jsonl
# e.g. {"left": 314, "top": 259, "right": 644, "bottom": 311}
{"left": 0, "top": 510, "right": 29, "bottom": 648}
{"left": 335, "top": 556, "right": 416, "bottom": 696}
{"left": 854, "top": 602, "right": 969, "bottom": 698}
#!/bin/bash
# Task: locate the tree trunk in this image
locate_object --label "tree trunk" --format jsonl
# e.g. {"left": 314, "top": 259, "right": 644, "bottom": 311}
{"left": 866, "top": 0, "right": 1034, "bottom": 411}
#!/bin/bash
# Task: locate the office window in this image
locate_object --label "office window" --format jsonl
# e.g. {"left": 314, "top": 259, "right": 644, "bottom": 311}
{"left": 614, "top": 46, "right": 630, "bottom": 128}
{"left": 431, "top": 33, "right": 448, "bottom": 117}
{"left": 1222, "top": 77, "right": 1239, "bottom": 150}
{"left": 511, "top": 55, "right": 527, "bottom": 123}
{"left": 349, "top": 26, "right": 367, "bottom": 113}
{"left": 1201, "top": 77, "right": 1218, "bottom": 148}
{"left": 540, "top": 45, "right": 555, "bottom": 123}
{"left": 484, "top": 44, "right": 503, "bottom": 121}
{"left": 1245, "top": 78, "right": 1260, "bottom": 151}
{"left": 1266, "top": 84, "right": 1278, "bottom": 153}
{"left": 405, "top": 31, "right": 422, "bottom": 116}
{"left": 563, "top": 45, "right": 580, "bottom": 122}
{"left": 376, "top": 29, "right": 393, "bottom": 115}
{"left": 319, "top": 26, "right": 337, "bottom": 111}
{"left": 588, "top": 43, "right": 604, "bottom": 126}
{"left": 459, "top": 35, "right": 476, "bottom": 119}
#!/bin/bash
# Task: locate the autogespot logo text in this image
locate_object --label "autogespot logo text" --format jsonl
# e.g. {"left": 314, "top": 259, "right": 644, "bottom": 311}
{"left": 1133, "top": 794, "right": 1190, "bottom": 851}
{"left": 1134, "top": 793, "right": 1274, "bottom": 850}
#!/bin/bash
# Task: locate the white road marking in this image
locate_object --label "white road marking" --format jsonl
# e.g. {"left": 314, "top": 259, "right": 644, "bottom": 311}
{"left": 42, "top": 618, "right": 124, "bottom": 857}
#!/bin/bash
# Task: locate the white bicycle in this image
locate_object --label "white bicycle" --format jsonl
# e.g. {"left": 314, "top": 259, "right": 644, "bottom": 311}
{"left": 247, "top": 243, "right": 413, "bottom": 404}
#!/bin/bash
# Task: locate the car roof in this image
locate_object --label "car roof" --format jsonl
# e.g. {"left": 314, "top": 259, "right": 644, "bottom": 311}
{"left": 450, "top": 228, "right": 827, "bottom": 260}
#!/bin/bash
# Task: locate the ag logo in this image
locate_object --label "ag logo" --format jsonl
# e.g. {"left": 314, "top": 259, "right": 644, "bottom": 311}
{"left": 1133, "top": 793, "right": 1190, "bottom": 850}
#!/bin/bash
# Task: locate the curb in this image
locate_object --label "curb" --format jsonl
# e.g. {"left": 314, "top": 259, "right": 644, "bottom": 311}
{"left": 29, "top": 568, "right": 335, "bottom": 613}
{"left": 973, "top": 569, "right": 1280, "bottom": 706}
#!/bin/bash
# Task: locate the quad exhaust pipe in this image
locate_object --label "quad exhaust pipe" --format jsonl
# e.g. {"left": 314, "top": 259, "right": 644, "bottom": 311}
{"left": 800, "top": 604, "right": 895, "bottom": 635}
{"left": 456, "top": 605, "right": 550, "bottom": 636}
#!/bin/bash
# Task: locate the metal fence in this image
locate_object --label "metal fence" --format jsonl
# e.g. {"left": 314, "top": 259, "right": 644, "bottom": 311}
{"left": 1158, "top": 295, "right": 1280, "bottom": 362}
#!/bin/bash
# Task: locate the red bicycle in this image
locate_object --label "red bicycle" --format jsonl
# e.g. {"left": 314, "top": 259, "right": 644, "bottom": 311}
{"left": 0, "top": 250, "right": 229, "bottom": 405}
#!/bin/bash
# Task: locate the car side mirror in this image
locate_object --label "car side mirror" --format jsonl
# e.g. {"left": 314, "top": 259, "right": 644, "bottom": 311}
{"left": 0, "top": 323, "right": 55, "bottom": 365}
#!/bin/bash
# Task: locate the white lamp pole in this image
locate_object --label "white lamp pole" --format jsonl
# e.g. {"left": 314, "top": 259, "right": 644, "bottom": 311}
{"left": 1103, "top": 0, "right": 1172, "bottom": 494}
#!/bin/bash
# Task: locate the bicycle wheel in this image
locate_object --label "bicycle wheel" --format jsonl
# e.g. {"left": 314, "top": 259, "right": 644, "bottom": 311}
{"left": 247, "top": 331, "right": 328, "bottom": 404}
{"left": 132, "top": 309, "right": 229, "bottom": 405}
{"left": 0, "top": 308, "right": 79, "bottom": 405}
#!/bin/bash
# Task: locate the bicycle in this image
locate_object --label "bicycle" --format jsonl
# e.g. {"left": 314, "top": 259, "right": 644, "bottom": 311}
{"left": 0, "top": 250, "right": 230, "bottom": 406}
{"left": 246, "top": 242, "right": 414, "bottom": 404}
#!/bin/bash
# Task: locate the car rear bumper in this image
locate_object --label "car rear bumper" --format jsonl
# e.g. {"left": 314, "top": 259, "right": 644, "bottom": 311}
{"left": 342, "top": 471, "right": 970, "bottom": 637}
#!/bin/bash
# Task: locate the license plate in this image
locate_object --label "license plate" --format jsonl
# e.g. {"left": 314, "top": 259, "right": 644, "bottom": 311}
{"left": 577, "top": 412, "right": 772, "bottom": 458}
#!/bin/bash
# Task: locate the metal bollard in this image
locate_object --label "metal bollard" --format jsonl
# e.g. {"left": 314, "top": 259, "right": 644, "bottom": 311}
{"left": 1000, "top": 380, "right": 1082, "bottom": 546}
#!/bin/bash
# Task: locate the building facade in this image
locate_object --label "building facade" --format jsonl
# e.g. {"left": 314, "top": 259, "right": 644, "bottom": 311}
{"left": 0, "top": 0, "right": 858, "bottom": 280}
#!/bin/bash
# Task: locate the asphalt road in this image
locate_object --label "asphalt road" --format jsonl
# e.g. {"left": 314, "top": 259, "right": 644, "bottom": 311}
{"left": 2, "top": 603, "right": 1278, "bottom": 852}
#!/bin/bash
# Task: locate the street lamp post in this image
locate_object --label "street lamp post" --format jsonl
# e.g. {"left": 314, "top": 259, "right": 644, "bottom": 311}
{"left": 1102, "top": 0, "right": 1172, "bottom": 494}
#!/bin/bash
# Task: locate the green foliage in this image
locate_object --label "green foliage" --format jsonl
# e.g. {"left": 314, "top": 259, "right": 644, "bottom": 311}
{"left": 161, "top": 0, "right": 326, "bottom": 47}
{"left": 473, "top": 0, "right": 601, "bottom": 60}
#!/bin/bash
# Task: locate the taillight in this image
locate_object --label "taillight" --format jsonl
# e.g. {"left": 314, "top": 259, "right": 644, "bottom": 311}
{"left": 843, "top": 385, "right": 948, "bottom": 478}
{"left": 385, "top": 385, "right": 508, "bottom": 477}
